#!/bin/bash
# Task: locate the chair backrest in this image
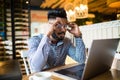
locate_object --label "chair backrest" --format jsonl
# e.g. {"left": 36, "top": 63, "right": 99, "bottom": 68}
{"left": 20, "top": 50, "right": 32, "bottom": 75}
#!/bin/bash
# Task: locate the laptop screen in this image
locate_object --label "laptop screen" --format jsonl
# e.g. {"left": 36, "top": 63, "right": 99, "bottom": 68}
{"left": 82, "top": 38, "right": 119, "bottom": 80}
{"left": 55, "top": 38, "right": 119, "bottom": 80}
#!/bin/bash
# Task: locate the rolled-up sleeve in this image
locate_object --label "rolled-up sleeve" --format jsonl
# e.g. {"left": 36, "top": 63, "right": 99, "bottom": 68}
{"left": 28, "top": 35, "right": 49, "bottom": 72}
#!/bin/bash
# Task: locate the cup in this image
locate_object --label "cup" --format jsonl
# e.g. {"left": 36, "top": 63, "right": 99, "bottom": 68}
{"left": 29, "top": 71, "right": 52, "bottom": 80}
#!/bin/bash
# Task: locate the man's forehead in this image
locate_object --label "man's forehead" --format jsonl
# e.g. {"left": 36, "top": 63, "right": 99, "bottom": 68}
{"left": 49, "top": 17, "right": 68, "bottom": 23}
{"left": 48, "top": 18, "right": 56, "bottom": 23}
{"left": 56, "top": 17, "right": 67, "bottom": 20}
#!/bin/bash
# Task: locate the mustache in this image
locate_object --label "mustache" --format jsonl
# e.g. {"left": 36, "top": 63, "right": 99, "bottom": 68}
{"left": 58, "top": 32, "right": 65, "bottom": 35}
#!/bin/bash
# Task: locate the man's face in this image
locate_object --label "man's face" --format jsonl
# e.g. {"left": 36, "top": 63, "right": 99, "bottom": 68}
{"left": 50, "top": 17, "right": 68, "bottom": 41}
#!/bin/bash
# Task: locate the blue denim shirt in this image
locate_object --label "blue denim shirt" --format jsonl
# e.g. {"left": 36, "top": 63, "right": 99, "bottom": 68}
{"left": 28, "top": 34, "right": 86, "bottom": 72}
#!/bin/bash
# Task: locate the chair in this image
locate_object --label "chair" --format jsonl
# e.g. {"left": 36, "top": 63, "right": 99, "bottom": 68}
{"left": 0, "top": 60, "right": 22, "bottom": 80}
{"left": 20, "top": 50, "right": 32, "bottom": 75}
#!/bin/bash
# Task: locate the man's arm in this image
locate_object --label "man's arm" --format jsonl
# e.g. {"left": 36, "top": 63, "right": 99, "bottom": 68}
{"left": 28, "top": 35, "right": 49, "bottom": 72}
{"left": 67, "top": 23, "right": 86, "bottom": 64}
{"left": 68, "top": 37, "right": 86, "bottom": 64}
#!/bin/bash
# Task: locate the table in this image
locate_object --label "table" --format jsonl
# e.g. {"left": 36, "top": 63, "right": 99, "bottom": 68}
{"left": 23, "top": 63, "right": 120, "bottom": 80}
{"left": 91, "top": 69, "right": 120, "bottom": 80}
{"left": 0, "top": 60, "right": 22, "bottom": 80}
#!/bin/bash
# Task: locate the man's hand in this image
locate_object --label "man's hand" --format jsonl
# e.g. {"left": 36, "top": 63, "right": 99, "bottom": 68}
{"left": 46, "top": 20, "right": 57, "bottom": 38}
{"left": 67, "top": 23, "right": 82, "bottom": 38}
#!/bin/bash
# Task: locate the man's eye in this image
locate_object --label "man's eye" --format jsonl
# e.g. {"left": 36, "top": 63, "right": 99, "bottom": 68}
{"left": 64, "top": 25, "right": 68, "bottom": 27}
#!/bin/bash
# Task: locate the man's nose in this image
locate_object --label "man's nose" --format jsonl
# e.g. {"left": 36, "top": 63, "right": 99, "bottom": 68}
{"left": 60, "top": 26, "right": 66, "bottom": 31}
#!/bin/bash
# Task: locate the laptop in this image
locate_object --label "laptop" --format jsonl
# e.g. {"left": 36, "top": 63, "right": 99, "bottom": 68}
{"left": 55, "top": 38, "right": 120, "bottom": 80}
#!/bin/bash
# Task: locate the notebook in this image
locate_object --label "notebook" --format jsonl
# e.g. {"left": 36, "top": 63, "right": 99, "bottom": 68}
{"left": 55, "top": 38, "right": 120, "bottom": 80}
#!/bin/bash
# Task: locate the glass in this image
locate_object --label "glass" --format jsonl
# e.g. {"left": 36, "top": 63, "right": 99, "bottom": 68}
{"left": 55, "top": 23, "right": 68, "bottom": 29}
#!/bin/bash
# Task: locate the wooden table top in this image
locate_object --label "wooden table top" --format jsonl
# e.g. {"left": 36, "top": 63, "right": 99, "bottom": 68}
{"left": 22, "top": 63, "right": 78, "bottom": 80}
{"left": 22, "top": 63, "right": 120, "bottom": 80}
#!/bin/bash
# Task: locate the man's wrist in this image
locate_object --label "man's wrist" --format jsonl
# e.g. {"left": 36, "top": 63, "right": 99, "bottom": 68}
{"left": 74, "top": 34, "right": 82, "bottom": 38}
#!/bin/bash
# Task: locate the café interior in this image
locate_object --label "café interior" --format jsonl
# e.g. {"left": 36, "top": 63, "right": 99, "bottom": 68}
{"left": 0, "top": 0, "right": 120, "bottom": 80}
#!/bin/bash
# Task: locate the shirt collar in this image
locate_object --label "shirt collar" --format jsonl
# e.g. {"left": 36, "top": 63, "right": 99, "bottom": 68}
{"left": 47, "top": 38, "right": 64, "bottom": 46}
{"left": 57, "top": 41, "right": 63, "bottom": 46}
{"left": 45, "top": 35, "right": 65, "bottom": 46}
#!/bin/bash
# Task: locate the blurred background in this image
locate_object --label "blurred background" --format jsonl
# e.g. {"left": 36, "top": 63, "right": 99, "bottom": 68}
{"left": 0, "top": 0, "right": 120, "bottom": 75}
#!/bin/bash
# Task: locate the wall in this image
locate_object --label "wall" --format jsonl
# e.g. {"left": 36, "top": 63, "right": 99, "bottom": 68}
{"left": 80, "top": 20, "right": 120, "bottom": 70}
{"left": 31, "top": 10, "right": 48, "bottom": 36}
{"left": 80, "top": 20, "right": 120, "bottom": 52}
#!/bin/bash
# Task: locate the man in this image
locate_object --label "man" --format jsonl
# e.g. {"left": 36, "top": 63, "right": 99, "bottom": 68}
{"left": 28, "top": 9, "right": 86, "bottom": 72}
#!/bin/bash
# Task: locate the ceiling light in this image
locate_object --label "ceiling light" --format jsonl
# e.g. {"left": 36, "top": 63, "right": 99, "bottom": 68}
{"left": 64, "top": 3, "right": 76, "bottom": 22}
{"left": 26, "top": 1, "right": 29, "bottom": 4}
{"left": 64, "top": 0, "right": 88, "bottom": 22}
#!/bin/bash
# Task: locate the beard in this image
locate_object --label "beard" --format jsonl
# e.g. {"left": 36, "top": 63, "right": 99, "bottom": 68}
{"left": 52, "top": 31, "right": 65, "bottom": 41}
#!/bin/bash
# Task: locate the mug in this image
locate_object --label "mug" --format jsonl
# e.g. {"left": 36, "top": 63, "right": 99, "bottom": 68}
{"left": 29, "top": 71, "right": 52, "bottom": 80}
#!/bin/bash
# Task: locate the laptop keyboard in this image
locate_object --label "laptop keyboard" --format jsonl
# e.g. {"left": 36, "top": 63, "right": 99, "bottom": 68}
{"left": 55, "top": 64, "right": 85, "bottom": 79}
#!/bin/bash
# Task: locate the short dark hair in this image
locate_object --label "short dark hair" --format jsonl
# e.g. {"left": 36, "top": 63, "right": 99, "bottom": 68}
{"left": 48, "top": 8, "right": 67, "bottom": 19}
